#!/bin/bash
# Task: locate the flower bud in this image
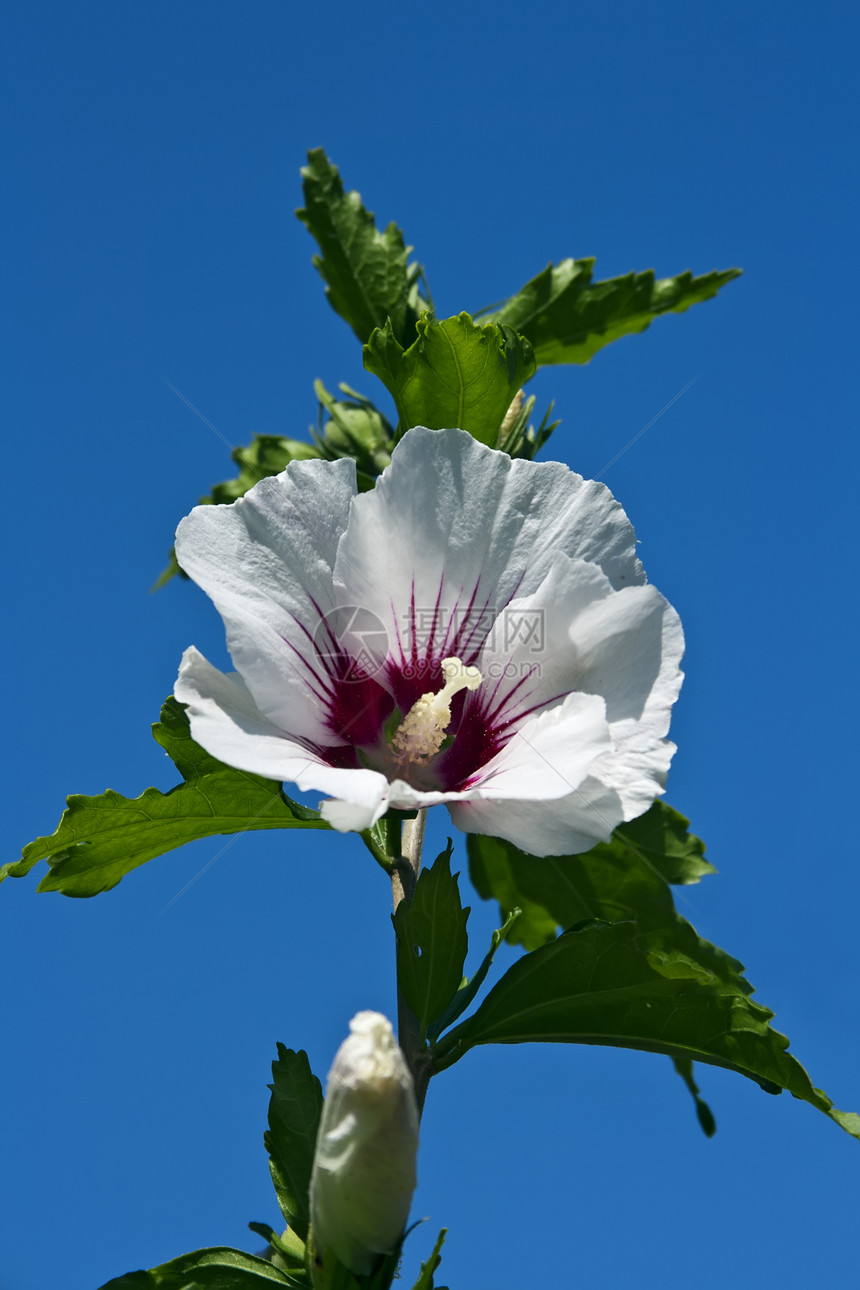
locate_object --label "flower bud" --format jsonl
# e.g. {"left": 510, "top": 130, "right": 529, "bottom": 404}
{"left": 310, "top": 1011, "right": 419, "bottom": 1276}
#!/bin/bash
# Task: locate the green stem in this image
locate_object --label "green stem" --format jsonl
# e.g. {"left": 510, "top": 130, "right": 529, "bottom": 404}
{"left": 389, "top": 809, "right": 432, "bottom": 1116}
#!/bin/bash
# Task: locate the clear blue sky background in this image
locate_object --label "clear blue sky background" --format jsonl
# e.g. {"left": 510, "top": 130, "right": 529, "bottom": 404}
{"left": 2, "top": 3, "right": 858, "bottom": 1287}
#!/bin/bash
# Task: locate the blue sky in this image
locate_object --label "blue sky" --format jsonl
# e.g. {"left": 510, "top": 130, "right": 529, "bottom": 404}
{"left": 2, "top": 2, "right": 859, "bottom": 1287}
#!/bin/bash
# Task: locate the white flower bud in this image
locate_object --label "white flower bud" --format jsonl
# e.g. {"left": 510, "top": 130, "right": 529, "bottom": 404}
{"left": 310, "top": 1011, "right": 419, "bottom": 1276}
{"left": 499, "top": 387, "right": 525, "bottom": 437}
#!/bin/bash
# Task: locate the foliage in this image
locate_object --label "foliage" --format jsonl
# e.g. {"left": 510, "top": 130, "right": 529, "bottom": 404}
{"left": 264, "top": 1047, "right": 324, "bottom": 1243}
{"left": 296, "top": 148, "right": 430, "bottom": 348}
{"left": 2, "top": 699, "right": 326, "bottom": 896}
{"left": 14, "top": 143, "right": 854, "bottom": 1290}
{"left": 162, "top": 149, "right": 737, "bottom": 568}
{"left": 468, "top": 801, "right": 715, "bottom": 950}
{"left": 392, "top": 843, "right": 470, "bottom": 1041}
{"left": 479, "top": 258, "right": 741, "bottom": 365}
{"left": 99, "top": 1246, "right": 302, "bottom": 1289}
{"left": 451, "top": 806, "right": 860, "bottom": 1141}
{"left": 364, "top": 313, "right": 535, "bottom": 445}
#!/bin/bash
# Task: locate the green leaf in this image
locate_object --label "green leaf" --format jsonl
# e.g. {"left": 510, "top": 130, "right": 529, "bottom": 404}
{"left": 673, "top": 1057, "right": 717, "bottom": 1138}
{"left": 392, "top": 843, "right": 469, "bottom": 1038}
{"left": 467, "top": 833, "right": 558, "bottom": 952}
{"left": 409, "top": 1230, "right": 447, "bottom": 1290}
{"left": 482, "top": 258, "right": 741, "bottom": 366}
{"left": 247, "top": 1223, "right": 307, "bottom": 1275}
{"left": 2, "top": 698, "right": 327, "bottom": 897}
{"left": 617, "top": 801, "right": 716, "bottom": 886}
{"left": 432, "top": 918, "right": 860, "bottom": 1142}
{"left": 467, "top": 801, "right": 714, "bottom": 948}
{"left": 425, "top": 908, "right": 520, "bottom": 1045}
{"left": 98, "top": 1246, "right": 302, "bottom": 1288}
{"left": 264, "top": 1045, "right": 324, "bottom": 1242}
{"left": 296, "top": 148, "right": 428, "bottom": 348}
{"left": 363, "top": 313, "right": 536, "bottom": 446}
{"left": 206, "top": 438, "right": 324, "bottom": 506}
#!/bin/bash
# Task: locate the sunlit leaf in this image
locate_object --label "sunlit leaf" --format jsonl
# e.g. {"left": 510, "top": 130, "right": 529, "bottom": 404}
{"left": 297, "top": 148, "right": 429, "bottom": 347}
{"left": 2, "top": 699, "right": 327, "bottom": 897}
{"left": 364, "top": 313, "right": 535, "bottom": 446}
{"left": 482, "top": 258, "right": 741, "bottom": 366}
{"left": 98, "top": 1245, "right": 302, "bottom": 1288}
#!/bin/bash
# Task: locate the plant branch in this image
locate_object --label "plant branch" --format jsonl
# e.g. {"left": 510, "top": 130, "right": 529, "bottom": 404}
{"left": 389, "top": 809, "right": 431, "bottom": 1115}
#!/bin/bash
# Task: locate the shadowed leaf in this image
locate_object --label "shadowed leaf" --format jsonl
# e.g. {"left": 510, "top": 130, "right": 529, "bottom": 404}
{"left": 393, "top": 845, "right": 469, "bottom": 1038}
{"left": 264, "top": 1045, "right": 324, "bottom": 1242}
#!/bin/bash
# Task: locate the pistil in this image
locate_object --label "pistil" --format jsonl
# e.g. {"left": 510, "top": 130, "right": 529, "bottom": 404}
{"left": 391, "top": 656, "right": 482, "bottom": 773}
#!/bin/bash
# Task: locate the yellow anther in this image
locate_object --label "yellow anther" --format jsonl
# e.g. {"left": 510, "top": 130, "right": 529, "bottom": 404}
{"left": 392, "top": 657, "right": 482, "bottom": 770}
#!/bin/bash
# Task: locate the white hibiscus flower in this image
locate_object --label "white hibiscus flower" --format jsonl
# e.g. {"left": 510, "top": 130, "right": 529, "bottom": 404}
{"left": 174, "top": 427, "right": 683, "bottom": 856}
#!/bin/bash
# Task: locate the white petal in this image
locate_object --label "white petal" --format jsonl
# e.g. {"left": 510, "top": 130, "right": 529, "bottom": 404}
{"left": 175, "top": 457, "right": 358, "bottom": 744}
{"left": 175, "top": 645, "right": 320, "bottom": 781}
{"left": 175, "top": 645, "right": 391, "bottom": 806}
{"left": 448, "top": 727, "right": 677, "bottom": 857}
{"left": 473, "top": 554, "right": 682, "bottom": 729}
{"left": 568, "top": 583, "right": 684, "bottom": 731}
{"left": 589, "top": 726, "right": 677, "bottom": 821}
{"left": 467, "top": 690, "right": 611, "bottom": 801}
{"left": 334, "top": 428, "right": 644, "bottom": 674}
{"left": 320, "top": 794, "right": 389, "bottom": 833}
{"left": 471, "top": 556, "right": 612, "bottom": 725}
{"left": 311, "top": 1012, "right": 418, "bottom": 1274}
{"left": 448, "top": 776, "right": 625, "bottom": 856}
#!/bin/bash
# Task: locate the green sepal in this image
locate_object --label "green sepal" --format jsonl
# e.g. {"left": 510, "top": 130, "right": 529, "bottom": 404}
{"left": 431, "top": 916, "right": 860, "bottom": 1143}
{"left": 409, "top": 1229, "right": 447, "bottom": 1290}
{"left": 248, "top": 1224, "right": 307, "bottom": 1274}
{"left": 392, "top": 842, "right": 469, "bottom": 1040}
{"left": 97, "top": 1245, "right": 304, "bottom": 1288}
{"left": 2, "top": 698, "right": 327, "bottom": 897}
{"left": 481, "top": 258, "right": 741, "bottom": 366}
{"left": 309, "top": 1231, "right": 407, "bottom": 1290}
{"left": 264, "top": 1045, "right": 324, "bottom": 1243}
{"left": 313, "top": 381, "right": 393, "bottom": 480}
{"left": 497, "top": 391, "right": 560, "bottom": 461}
{"left": 363, "top": 313, "right": 536, "bottom": 446}
{"left": 296, "top": 148, "right": 429, "bottom": 348}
